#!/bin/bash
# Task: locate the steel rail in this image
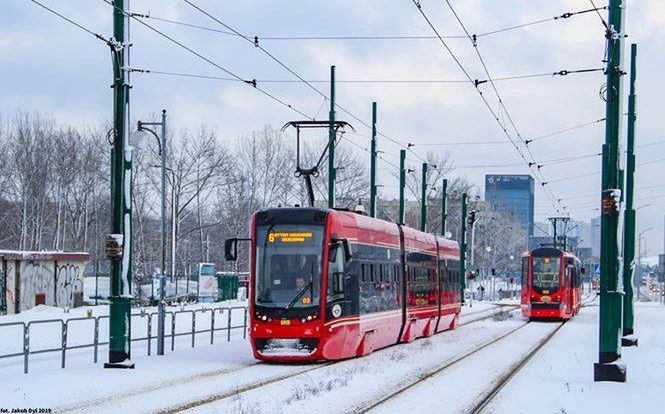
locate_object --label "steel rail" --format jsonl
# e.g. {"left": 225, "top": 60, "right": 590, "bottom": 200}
{"left": 350, "top": 313, "right": 531, "bottom": 413}
{"left": 469, "top": 322, "right": 566, "bottom": 413}
{"left": 154, "top": 307, "right": 517, "bottom": 414}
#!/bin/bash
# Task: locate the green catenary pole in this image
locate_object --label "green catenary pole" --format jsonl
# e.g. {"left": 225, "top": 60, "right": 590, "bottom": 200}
{"left": 441, "top": 179, "right": 448, "bottom": 236}
{"left": 106, "top": 0, "right": 133, "bottom": 369}
{"left": 622, "top": 43, "right": 638, "bottom": 345}
{"left": 399, "top": 150, "right": 406, "bottom": 225}
{"left": 595, "top": 0, "right": 626, "bottom": 382}
{"left": 460, "top": 193, "right": 467, "bottom": 304}
{"left": 370, "top": 102, "right": 378, "bottom": 218}
{"left": 328, "top": 65, "right": 336, "bottom": 209}
{"left": 420, "top": 163, "right": 428, "bottom": 231}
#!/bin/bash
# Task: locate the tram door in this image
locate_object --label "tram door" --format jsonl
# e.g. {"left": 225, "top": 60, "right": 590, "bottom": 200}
{"left": 564, "top": 267, "right": 572, "bottom": 315}
{"left": 521, "top": 257, "right": 529, "bottom": 304}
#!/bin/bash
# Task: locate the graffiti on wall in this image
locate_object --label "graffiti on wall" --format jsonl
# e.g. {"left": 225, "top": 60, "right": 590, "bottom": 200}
{"left": 55, "top": 263, "right": 83, "bottom": 308}
{"left": 19, "top": 260, "right": 54, "bottom": 310}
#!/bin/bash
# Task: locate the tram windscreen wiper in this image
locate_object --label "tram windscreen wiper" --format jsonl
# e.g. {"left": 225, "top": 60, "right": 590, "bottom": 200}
{"left": 285, "top": 280, "right": 313, "bottom": 309}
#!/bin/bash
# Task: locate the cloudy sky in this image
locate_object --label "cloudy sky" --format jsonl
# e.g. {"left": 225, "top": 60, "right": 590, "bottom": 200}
{"left": 2, "top": 0, "right": 664, "bottom": 253}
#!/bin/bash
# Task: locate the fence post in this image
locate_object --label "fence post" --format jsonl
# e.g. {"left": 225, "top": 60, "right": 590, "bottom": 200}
{"left": 210, "top": 308, "right": 215, "bottom": 345}
{"left": 227, "top": 308, "right": 232, "bottom": 342}
{"left": 191, "top": 312, "right": 196, "bottom": 348}
{"left": 171, "top": 313, "right": 176, "bottom": 351}
{"left": 147, "top": 315, "right": 152, "bottom": 356}
{"left": 23, "top": 323, "right": 29, "bottom": 374}
{"left": 94, "top": 318, "right": 99, "bottom": 363}
{"left": 243, "top": 307, "right": 248, "bottom": 339}
{"left": 61, "top": 321, "right": 67, "bottom": 369}
{"left": 95, "top": 259, "right": 99, "bottom": 306}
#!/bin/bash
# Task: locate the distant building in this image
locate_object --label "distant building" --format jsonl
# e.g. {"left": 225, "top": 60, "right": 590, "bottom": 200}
{"left": 590, "top": 217, "right": 601, "bottom": 258}
{"left": 485, "top": 174, "right": 534, "bottom": 248}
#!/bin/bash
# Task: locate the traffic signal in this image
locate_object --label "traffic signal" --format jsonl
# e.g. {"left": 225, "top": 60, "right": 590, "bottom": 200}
{"left": 467, "top": 210, "right": 477, "bottom": 227}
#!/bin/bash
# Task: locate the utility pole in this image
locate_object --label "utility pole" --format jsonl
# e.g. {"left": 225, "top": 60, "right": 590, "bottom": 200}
{"left": 460, "top": 193, "right": 468, "bottom": 304}
{"left": 328, "top": 65, "right": 336, "bottom": 209}
{"left": 171, "top": 170, "right": 176, "bottom": 287}
{"left": 135, "top": 110, "right": 167, "bottom": 355}
{"left": 399, "top": 150, "right": 406, "bottom": 224}
{"left": 105, "top": 0, "right": 134, "bottom": 369}
{"left": 595, "top": 0, "right": 626, "bottom": 383}
{"left": 370, "top": 102, "right": 378, "bottom": 218}
{"left": 621, "top": 43, "right": 638, "bottom": 347}
{"left": 420, "top": 163, "right": 428, "bottom": 232}
{"left": 441, "top": 179, "right": 448, "bottom": 236}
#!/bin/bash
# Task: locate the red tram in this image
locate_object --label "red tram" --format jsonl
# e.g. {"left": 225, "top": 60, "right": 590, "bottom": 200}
{"left": 520, "top": 247, "right": 584, "bottom": 320}
{"left": 225, "top": 207, "right": 461, "bottom": 361}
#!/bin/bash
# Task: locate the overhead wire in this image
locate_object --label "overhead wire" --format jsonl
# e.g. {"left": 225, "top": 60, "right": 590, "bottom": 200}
{"left": 526, "top": 118, "right": 605, "bottom": 144}
{"left": 588, "top": 0, "right": 610, "bottom": 29}
{"left": 27, "top": 0, "right": 111, "bottom": 44}
{"left": 182, "top": 0, "right": 430, "bottom": 164}
{"left": 127, "top": 66, "right": 604, "bottom": 85}
{"left": 549, "top": 156, "right": 665, "bottom": 184}
{"left": 444, "top": 0, "right": 557, "bottom": 201}
{"left": 136, "top": 5, "right": 607, "bottom": 42}
{"left": 98, "top": 0, "right": 314, "bottom": 120}
{"left": 412, "top": 0, "right": 563, "bottom": 214}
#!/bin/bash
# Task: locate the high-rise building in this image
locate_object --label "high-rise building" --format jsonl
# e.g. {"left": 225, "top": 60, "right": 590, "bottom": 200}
{"left": 590, "top": 217, "right": 601, "bottom": 258}
{"left": 485, "top": 174, "right": 534, "bottom": 248}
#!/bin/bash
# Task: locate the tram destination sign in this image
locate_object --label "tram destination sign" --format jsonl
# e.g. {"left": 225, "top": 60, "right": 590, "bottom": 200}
{"left": 268, "top": 231, "right": 314, "bottom": 244}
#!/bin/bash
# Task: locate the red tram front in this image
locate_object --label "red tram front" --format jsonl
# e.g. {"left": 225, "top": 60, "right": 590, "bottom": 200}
{"left": 520, "top": 247, "right": 583, "bottom": 320}
{"left": 226, "top": 207, "right": 462, "bottom": 361}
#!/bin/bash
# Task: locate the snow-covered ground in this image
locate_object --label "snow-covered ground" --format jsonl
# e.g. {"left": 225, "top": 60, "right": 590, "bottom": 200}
{"left": 0, "top": 300, "right": 248, "bottom": 374}
{"left": 484, "top": 301, "right": 665, "bottom": 414}
{"left": 2, "top": 300, "right": 661, "bottom": 414}
{"left": 0, "top": 303, "right": 511, "bottom": 412}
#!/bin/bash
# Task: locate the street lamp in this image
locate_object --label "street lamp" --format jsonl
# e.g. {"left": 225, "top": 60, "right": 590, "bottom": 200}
{"left": 131, "top": 109, "right": 167, "bottom": 356}
{"left": 637, "top": 227, "right": 653, "bottom": 299}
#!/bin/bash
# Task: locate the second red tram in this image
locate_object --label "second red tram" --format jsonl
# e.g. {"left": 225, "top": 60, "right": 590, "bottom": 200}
{"left": 226, "top": 207, "right": 461, "bottom": 361}
{"left": 521, "top": 247, "right": 584, "bottom": 320}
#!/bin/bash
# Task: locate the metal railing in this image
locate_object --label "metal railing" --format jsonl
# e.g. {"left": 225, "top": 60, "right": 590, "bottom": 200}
{"left": 0, "top": 305, "right": 248, "bottom": 374}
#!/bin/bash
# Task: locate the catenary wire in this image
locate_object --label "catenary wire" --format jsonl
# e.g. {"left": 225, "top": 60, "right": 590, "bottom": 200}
{"left": 413, "top": 0, "right": 562, "bottom": 214}
{"left": 182, "top": 0, "right": 429, "bottom": 164}
{"left": 28, "top": 0, "right": 111, "bottom": 44}
{"left": 99, "top": 0, "right": 314, "bottom": 120}
{"left": 136, "top": 5, "right": 607, "bottom": 42}
{"left": 127, "top": 67, "right": 604, "bottom": 85}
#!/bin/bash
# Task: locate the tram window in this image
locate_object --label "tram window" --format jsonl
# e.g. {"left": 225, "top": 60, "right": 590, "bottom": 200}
{"left": 361, "top": 263, "right": 366, "bottom": 283}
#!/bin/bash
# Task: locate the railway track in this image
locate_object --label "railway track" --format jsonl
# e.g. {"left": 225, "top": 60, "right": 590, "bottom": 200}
{"left": 468, "top": 322, "right": 565, "bottom": 414}
{"left": 162, "top": 307, "right": 516, "bottom": 414}
{"left": 164, "top": 306, "right": 518, "bottom": 414}
{"left": 351, "top": 318, "right": 564, "bottom": 414}
{"left": 56, "top": 305, "right": 516, "bottom": 414}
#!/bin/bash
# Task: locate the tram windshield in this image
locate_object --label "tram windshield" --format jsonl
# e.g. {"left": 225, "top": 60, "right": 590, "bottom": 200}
{"left": 255, "top": 224, "right": 324, "bottom": 308}
{"left": 532, "top": 256, "right": 561, "bottom": 294}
